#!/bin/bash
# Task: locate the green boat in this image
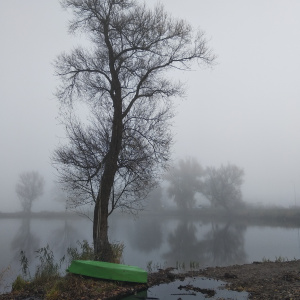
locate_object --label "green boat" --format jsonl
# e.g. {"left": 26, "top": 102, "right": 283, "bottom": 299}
{"left": 67, "top": 260, "right": 148, "bottom": 283}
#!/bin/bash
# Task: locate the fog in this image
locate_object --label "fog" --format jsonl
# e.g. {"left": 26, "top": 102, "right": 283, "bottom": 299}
{"left": 0, "top": 0, "right": 299, "bottom": 212}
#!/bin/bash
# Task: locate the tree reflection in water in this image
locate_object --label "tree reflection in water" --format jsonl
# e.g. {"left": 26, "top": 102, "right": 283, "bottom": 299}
{"left": 10, "top": 217, "right": 80, "bottom": 270}
{"left": 11, "top": 217, "right": 40, "bottom": 262}
{"left": 163, "top": 220, "right": 204, "bottom": 267}
{"left": 203, "top": 222, "right": 247, "bottom": 266}
{"left": 163, "top": 219, "right": 247, "bottom": 268}
{"left": 50, "top": 219, "right": 79, "bottom": 259}
{"left": 9, "top": 216, "right": 248, "bottom": 273}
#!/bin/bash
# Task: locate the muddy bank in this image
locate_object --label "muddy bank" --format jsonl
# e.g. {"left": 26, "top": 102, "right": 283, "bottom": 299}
{"left": 1, "top": 260, "right": 300, "bottom": 299}
{"left": 186, "top": 260, "right": 300, "bottom": 299}
{"left": 145, "top": 260, "right": 300, "bottom": 299}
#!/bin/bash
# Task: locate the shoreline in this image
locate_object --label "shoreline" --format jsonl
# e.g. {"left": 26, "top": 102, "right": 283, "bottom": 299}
{"left": 1, "top": 260, "right": 300, "bottom": 299}
{"left": 2, "top": 207, "right": 300, "bottom": 228}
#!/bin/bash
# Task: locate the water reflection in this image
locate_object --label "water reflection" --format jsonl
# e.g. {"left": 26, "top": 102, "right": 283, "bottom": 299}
{"left": 202, "top": 222, "right": 247, "bottom": 266}
{"left": 162, "top": 219, "right": 247, "bottom": 268}
{"left": 3, "top": 213, "right": 300, "bottom": 279}
{"left": 7, "top": 215, "right": 252, "bottom": 271}
{"left": 3, "top": 214, "right": 300, "bottom": 295}
{"left": 130, "top": 217, "right": 163, "bottom": 253}
{"left": 50, "top": 220, "right": 79, "bottom": 258}
{"left": 10, "top": 217, "right": 80, "bottom": 266}
{"left": 123, "top": 276, "right": 249, "bottom": 300}
{"left": 11, "top": 217, "right": 40, "bottom": 262}
{"left": 163, "top": 220, "right": 204, "bottom": 265}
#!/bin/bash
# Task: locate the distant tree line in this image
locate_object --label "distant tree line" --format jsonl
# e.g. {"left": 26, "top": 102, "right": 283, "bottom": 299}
{"left": 15, "top": 158, "right": 244, "bottom": 214}
{"left": 163, "top": 157, "right": 245, "bottom": 211}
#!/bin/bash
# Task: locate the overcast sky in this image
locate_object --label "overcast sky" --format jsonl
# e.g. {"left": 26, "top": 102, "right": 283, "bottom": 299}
{"left": 0, "top": 0, "right": 299, "bottom": 212}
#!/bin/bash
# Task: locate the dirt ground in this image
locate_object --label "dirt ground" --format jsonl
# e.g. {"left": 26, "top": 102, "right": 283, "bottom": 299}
{"left": 170, "top": 260, "right": 300, "bottom": 299}
{"left": 1, "top": 260, "right": 300, "bottom": 299}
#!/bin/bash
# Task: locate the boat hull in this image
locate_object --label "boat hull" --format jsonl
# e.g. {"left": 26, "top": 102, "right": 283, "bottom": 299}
{"left": 67, "top": 260, "right": 148, "bottom": 283}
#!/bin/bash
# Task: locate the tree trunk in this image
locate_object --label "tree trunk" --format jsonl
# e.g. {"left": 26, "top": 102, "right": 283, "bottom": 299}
{"left": 93, "top": 20, "right": 124, "bottom": 261}
{"left": 93, "top": 103, "right": 123, "bottom": 262}
{"left": 93, "top": 184, "right": 113, "bottom": 261}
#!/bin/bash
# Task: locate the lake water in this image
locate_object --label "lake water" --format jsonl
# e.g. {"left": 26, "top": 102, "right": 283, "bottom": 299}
{"left": 1, "top": 213, "right": 300, "bottom": 293}
{"left": 123, "top": 277, "right": 249, "bottom": 300}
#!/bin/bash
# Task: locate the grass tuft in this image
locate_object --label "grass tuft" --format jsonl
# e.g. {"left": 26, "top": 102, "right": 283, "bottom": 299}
{"left": 262, "top": 256, "right": 289, "bottom": 263}
{"left": 34, "top": 245, "right": 64, "bottom": 281}
{"left": 67, "top": 240, "right": 94, "bottom": 262}
{"left": 111, "top": 242, "right": 125, "bottom": 264}
{"left": 11, "top": 276, "right": 28, "bottom": 292}
{"left": 11, "top": 240, "right": 125, "bottom": 299}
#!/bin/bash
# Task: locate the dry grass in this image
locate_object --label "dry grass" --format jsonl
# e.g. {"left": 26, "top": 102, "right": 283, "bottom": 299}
{"left": 7, "top": 241, "right": 126, "bottom": 299}
{"left": 0, "top": 266, "right": 11, "bottom": 292}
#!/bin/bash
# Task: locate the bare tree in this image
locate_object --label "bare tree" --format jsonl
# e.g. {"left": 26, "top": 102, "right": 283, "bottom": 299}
{"left": 165, "top": 157, "right": 204, "bottom": 210}
{"left": 16, "top": 171, "right": 45, "bottom": 213}
{"left": 201, "top": 164, "right": 244, "bottom": 210}
{"left": 53, "top": 104, "right": 170, "bottom": 215}
{"left": 54, "top": 0, "right": 215, "bottom": 261}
